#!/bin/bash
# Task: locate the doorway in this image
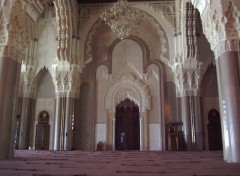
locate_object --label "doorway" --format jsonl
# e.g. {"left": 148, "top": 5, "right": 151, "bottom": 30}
{"left": 115, "top": 98, "right": 140, "bottom": 150}
{"left": 208, "top": 109, "right": 223, "bottom": 150}
{"left": 35, "top": 111, "right": 50, "bottom": 150}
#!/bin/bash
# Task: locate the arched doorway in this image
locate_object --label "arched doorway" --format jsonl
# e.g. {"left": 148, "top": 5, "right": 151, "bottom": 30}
{"left": 115, "top": 98, "right": 140, "bottom": 150}
{"left": 35, "top": 111, "right": 50, "bottom": 150}
{"left": 208, "top": 109, "right": 223, "bottom": 150}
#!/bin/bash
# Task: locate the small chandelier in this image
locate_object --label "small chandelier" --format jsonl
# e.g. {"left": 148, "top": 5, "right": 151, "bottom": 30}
{"left": 100, "top": 0, "right": 141, "bottom": 40}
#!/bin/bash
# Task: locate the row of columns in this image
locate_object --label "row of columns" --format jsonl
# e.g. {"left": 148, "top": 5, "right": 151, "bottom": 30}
{"left": 180, "top": 95, "right": 202, "bottom": 151}
{"left": 53, "top": 97, "right": 75, "bottom": 150}
{"left": 178, "top": 51, "right": 240, "bottom": 163}
{"left": 0, "top": 53, "right": 239, "bottom": 163}
{"left": 16, "top": 96, "right": 77, "bottom": 152}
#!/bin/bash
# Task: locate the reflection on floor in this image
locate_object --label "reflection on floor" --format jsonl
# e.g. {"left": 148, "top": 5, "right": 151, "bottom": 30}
{"left": 0, "top": 150, "right": 240, "bottom": 176}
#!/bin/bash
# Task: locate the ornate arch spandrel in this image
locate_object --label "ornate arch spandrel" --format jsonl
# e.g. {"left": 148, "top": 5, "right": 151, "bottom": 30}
{"left": 105, "top": 73, "right": 151, "bottom": 113}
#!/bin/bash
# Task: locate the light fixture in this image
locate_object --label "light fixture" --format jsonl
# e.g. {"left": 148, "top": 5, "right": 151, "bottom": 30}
{"left": 100, "top": 0, "right": 141, "bottom": 40}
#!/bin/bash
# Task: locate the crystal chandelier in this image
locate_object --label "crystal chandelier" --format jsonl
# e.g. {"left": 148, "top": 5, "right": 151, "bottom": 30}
{"left": 100, "top": 0, "right": 141, "bottom": 40}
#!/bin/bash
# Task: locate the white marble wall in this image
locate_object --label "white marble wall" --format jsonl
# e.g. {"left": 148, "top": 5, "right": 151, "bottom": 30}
{"left": 35, "top": 19, "right": 57, "bottom": 76}
{"left": 95, "top": 39, "right": 164, "bottom": 150}
{"left": 149, "top": 123, "right": 161, "bottom": 150}
{"left": 95, "top": 123, "right": 106, "bottom": 149}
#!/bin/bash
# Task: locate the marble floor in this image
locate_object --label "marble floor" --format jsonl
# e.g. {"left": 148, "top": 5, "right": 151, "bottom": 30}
{"left": 0, "top": 150, "right": 240, "bottom": 176}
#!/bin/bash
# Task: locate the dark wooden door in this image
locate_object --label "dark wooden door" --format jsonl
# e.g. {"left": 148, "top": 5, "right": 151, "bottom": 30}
{"left": 35, "top": 124, "right": 50, "bottom": 150}
{"left": 115, "top": 99, "right": 140, "bottom": 150}
{"left": 35, "top": 111, "right": 50, "bottom": 150}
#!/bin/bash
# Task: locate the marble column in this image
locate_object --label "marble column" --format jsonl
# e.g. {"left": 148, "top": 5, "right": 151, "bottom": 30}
{"left": 181, "top": 96, "right": 192, "bottom": 150}
{"left": 0, "top": 57, "right": 21, "bottom": 159}
{"left": 53, "top": 97, "right": 63, "bottom": 150}
{"left": 108, "top": 112, "right": 114, "bottom": 150}
{"left": 218, "top": 51, "right": 240, "bottom": 163}
{"left": 112, "top": 118, "right": 116, "bottom": 150}
{"left": 216, "top": 60, "right": 228, "bottom": 161}
{"left": 64, "top": 97, "right": 75, "bottom": 150}
{"left": 139, "top": 117, "right": 143, "bottom": 150}
{"left": 18, "top": 98, "right": 35, "bottom": 150}
{"left": 180, "top": 95, "right": 203, "bottom": 151}
{"left": 193, "top": 96, "right": 203, "bottom": 151}
{"left": 140, "top": 112, "right": 148, "bottom": 150}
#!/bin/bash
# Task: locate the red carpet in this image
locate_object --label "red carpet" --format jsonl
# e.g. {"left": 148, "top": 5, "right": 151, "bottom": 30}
{"left": 0, "top": 150, "right": 239, "bottom": 176}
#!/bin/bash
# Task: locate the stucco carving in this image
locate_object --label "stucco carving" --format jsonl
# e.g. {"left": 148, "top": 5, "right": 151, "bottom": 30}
{"left": 52, "top": 61, "right": 81, "bottom": 98}
{"left": 84, "top": 19, "right": 103, "bottom": 65}
{"left": 113, "top": 60, "right": 143, "bottom": 80}
{"left": 202, "top": 1, "right": 240, "bottom": 59}
{"left": 0, "top": 1, "right": 33, "bottom": 62}
{"left": 54, "top": 0, "right": 74, "bottom": 63}
{"left": 96, "top": 65, "right": 110, "bottom": 80}
{"left": 105, "top": 73, "right": 151, "bottom": 112}
{"left": 174, "top": 59, "right": 202, "bottom": 97}
{"left": 19, "top": 68, "right": 36, "bottom": 98}
{"left": 148, "top": 1, "right": 176, "bottom": 28}
{"left": 84, "top": 9, "right": 168, "bottom": 67}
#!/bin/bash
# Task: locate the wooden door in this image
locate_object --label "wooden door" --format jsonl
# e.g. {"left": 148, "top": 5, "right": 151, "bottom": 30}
{"left": 35, "top": 111, "right": 50, "bottom": 150}
{"left": 115, "top": 99, "right": 140, "bottom": 150}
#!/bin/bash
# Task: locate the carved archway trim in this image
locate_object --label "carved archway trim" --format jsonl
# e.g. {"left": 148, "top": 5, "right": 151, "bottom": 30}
{"left": 83, "top": 9, "right": 169, "bottom": 68}
{"left": 105, "top": 73, "right": 151, "bottom": 113}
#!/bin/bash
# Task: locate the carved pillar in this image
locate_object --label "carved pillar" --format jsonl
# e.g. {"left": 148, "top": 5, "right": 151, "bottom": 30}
{"left": 0, "top": 57, "right": 21, "bottom": 159}
{"left": 200, "top": 0, "right": 240, "bottom": 162}
{"left": 218, "top": 51, "right": 240, "bottom": 163}
{"left": 18, "top": 97, "right": 35, "bottom": 149}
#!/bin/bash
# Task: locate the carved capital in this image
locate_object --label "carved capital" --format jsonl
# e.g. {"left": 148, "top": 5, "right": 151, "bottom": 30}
{"left": 0, "top": 46, "right": 24, "bottom": 62}
{"left": 19, "top": 69, "right": 36, "bottom": 98}
{"left": 202, "top": 1, "right": 240, "bottom": 59}
{"left": 52, "top": 62, "right": 81, "bottom": 98}
{"left": 174, "top": 60, "right": 202, "bottom": 97}
{"left": 214, "top": 39, "right": 240, "bottom": 59}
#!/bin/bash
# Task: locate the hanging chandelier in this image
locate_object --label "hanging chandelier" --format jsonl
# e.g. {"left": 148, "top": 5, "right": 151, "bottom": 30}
{"left": 100, "top": 0, "right": 141, "bottom": 40}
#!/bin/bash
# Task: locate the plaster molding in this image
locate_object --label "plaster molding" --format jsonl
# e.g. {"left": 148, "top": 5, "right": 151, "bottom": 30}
{"left": 202, "top": 1, "right": 240, "bottom": 59}
{"left": 52, "top": 62, "right": 81, "bottom": 98}
{"left": 19, "top": 70, "right": 36, "bottom": 98}
{"left": 84, "top": 9, "right": 168, "bottom": 68}
{"left": 113, "top": 60, "right": 143, "bottom": 80}
{"left": 148, "top": 1, "right": 176, "bottom": 28}
{"left": 105, "top": 73, "right": 151, "bottom": 113}
{"left": 54, "top": 0, "right": 72, "bottom": 62}
{"left": 174, "top": 60, "right": 202, "bottom": 97}
{"left": 96, "top": 65, "right": 110, "bottom": 81}
{"left": 0, "top": 1, "right": 33, "bottom": 63}
{"left": 84, "top": 19, "right": 103, "bottom": 66}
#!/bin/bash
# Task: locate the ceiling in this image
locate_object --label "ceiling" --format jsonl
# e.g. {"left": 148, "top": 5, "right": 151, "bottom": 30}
{"left": 77, "top": 0, "right": 170, "bottom": 4}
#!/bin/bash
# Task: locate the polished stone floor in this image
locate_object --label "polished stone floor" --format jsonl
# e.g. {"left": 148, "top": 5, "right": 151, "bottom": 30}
{"left": 0, "top": 150, "right": 240, "bottom": 176}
